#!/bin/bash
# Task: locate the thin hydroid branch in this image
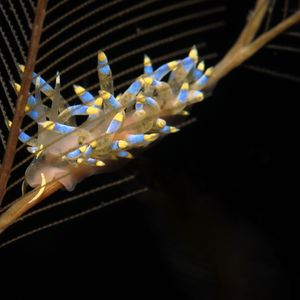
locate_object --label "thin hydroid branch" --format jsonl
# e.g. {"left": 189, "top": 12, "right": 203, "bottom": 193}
{"left": 205, "top": 0, "right": 300, "bottom": 90}
{"left": 0, "top": 0, "right": 48, "bottom": 205}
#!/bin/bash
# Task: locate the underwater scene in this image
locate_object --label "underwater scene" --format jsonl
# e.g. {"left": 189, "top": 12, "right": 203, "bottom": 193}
{"left": 0, "top": 0, "right": 299, "bottom": 299}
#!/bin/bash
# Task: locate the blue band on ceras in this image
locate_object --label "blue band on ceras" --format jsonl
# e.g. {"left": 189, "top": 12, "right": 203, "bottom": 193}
{"left": 97, "top": 51, "right": 113, "bottom": 94}
{"left": 154, "top": 60, "right": 178, "bottom": 80}
{"left": 180, "top": 55, "right": 197, "bottom": 74}
{"left": 127, "top": 80, "right": 143, "bottom": 95}
{"left": 133, "top": 94, "right": 163, "bottom": 132}
{"left": 99, "top": 64, "right": 110, "bottom": 75}
{"left": 66, "top": 148, "right": 82, "bottom": 159}
{"left": 176, "top": 82, "right": 189, "bottom": 104}
{"left": 19, "top": 131, "right": 32, "bottom": 143}
{"left": 12, "top": 82, "right": 41, "bottom": 121}
{"left": 39, "top": 121, "right": 76, "bottom": 134}
{"left": 76, "top": 157, "right": 105, "bottom": 167}
{"left": 111, "top": 140, "right": 128, "bottom": 151}
{"left": 194, "top": 67, "right": 214, "bottom": 88}
{"left": 187, "top": 90, "right": 204, "bottom": 105}
{"left": 144, "top": 96, "right": 159, "bottom": 109}
{"left": 136, "top": 95, "right": 159, "bottom": 110}
{"left": 86, "top": 158, "right": 105, "bottom": 167}
{"left": 126, "top": 133, "right": 159, "bottom": 145}
{"left": 73, "top": 85, "right": 95, "bottom": 105}
{"left": 26, "top": 145, "right": 44, "bottom": 157}
{"left": 119, "top": 78, "right": 144, "bottom": 107}
{"left": 144, "top": 55, "right": 153, "bottom": 75}
{"left": 106, "top": 111, "right": 124, "bottom": 134}
{"left": 33, "top": 74, "right": 53, "bottom": 96}
{"left": 6, "top": 119, "right": 37, "bottom": 146}
{"left": 63, "top": 105, "right": 101, "bottom": 116}
{"left": 65, "top": 140, "right": 97, "bottom": 161}
{"left": 18, "top": 64, "right": 54, "bottom": 96}
{"left": 85, "top": 158, "right": 105, "bottom": 167}
{"left": 77, "top": 141, "right": 97, "bottom": 159}
{"left": 135, "top": 102, "right": 144, "bottom": 111}
{"left": 100, "top": 90, "right": 121, "bottom": 110}
{"left": 81, "top": 140, "right": 98, "bottom": 158}
{"left": 182, "top": 45, "right": 198, "bottom": 72}
{"left": 19, "top": 65, "right": 67, "bottom": 123}
{"left": 159, "top": 125, "right": 179, "bottom": 134}
{"left": 35, "top": 75, "right": 47, "bottom": 122}
{"left": 168, "top": 46, "right": 198, "bottom": 84}
{"left": 116, "top": 150, "right": 133, "bottom": 159}
{"left": 192, "top": 61, "right": 205, "bottom": 81}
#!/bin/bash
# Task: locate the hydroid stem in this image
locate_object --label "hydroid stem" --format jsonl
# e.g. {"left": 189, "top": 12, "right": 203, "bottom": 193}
{"left": 0, "top": 0, "right": 48, "bottom": 205}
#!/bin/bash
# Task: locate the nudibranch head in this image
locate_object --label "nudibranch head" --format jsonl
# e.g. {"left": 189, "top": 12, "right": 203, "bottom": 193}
{"left": 11, "top": 46, "right": 212, "bottom": 191}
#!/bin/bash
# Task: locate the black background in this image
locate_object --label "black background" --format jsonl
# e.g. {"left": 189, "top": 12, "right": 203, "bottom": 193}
{"left": 0, "top": 1, "right": 299, "bottom": 299}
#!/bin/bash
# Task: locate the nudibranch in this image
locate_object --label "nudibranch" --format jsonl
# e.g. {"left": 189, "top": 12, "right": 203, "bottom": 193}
{"left": 9, "top": 46, "right": 213, "bottom": 191}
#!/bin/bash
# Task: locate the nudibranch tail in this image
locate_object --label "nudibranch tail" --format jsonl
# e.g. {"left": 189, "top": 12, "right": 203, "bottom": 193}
{"left": 10, "top": 46, "right": 212, "bottom": 191}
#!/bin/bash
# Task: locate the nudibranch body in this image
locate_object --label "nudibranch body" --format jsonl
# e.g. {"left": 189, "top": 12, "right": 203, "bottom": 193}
{"left": 10, "top": 46, "right": 213, "bottom": 191}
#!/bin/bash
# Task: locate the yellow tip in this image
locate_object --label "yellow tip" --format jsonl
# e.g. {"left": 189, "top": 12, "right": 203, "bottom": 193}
{"left": 96, "top": 160, "right": 105, "bottom": 167}
{"left": 114, "top": 112, "right": 124, "bottom": 122}
{"left": 77, "top": 158, "right": 84, "bottom": 164}
{"left": 136, "top": 94, "right": 146, "bottom": 103}
{"left": 144, "top": 133, "right": 159, "bottom": 142}
{"left": 196, "top": 92, "right": 204, "bottom": 102}
{"left": 181, "top": 110, "right": 190, "bottom": 116}
{"left": 197, "top": 61, "right": 205, "bottom": 71}
{"left": 118, "top": 140, "right": 128, "bottom": 149}
{"left": 25, "top": 104, "right": 30, "bottom": 113}
{"left": 98, "top": 51, "right": 107, "bottom": 62}
{"left": 79, "top": 145, "right": 88, "bottom": 153}
{"left": 18, "top": 64, "right": 25, "bottom": 72}
{"left": 87, "top": 107, "right": 100, "bottom": 115}
{"left": 100, "top": 90, "right": 111, "bottom": 100}
{"left": 143, "top": 77, "right": 153, "bottom": 86}
{"left": 168, "top": 61, "right": 178, "bottom": 70}
{"left": 189, "top": 47, "right": 198, "bottom": 62}
{"left": 41, "top": 121, "right": 55, "bottom": 130}
{"left": 181, "top": 82, "right": 189, "bottom": 90}
{"left": 8, "top": 120, "right": 12, "bottom": 127}
{"left": 205, "top": 67, "right": 214, "bottom": 77}
{"left": 126, "top": 152, "right": 133, "bottom": 159}
{"left": 170, "top": 126, "right": 179, "bottom": 133}
{"left": 90, "top": 140, "right": 98, "bottom": 148}
{"left": 13, "top": 82, "right": 21, "bottom": 93}
{"left": 156, "top": 118, "right": 166, "bottom": 128}
{"left": 74, "top": 85, "right": 85, "bottom": 96}
{"left": 144, "top": 55, "right": 151, "bottom": 66}
{"left": 94, "top": 96, "right": 103, "bottom": 107}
